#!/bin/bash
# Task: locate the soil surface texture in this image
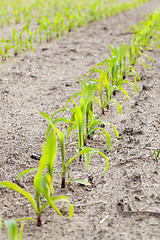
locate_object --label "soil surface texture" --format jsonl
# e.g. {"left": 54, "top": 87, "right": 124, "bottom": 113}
{"left": 0, "top": 0, "right": 160, "bottom": 239}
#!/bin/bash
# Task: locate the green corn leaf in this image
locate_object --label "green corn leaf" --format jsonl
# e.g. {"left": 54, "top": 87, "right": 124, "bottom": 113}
{"left": 118, "top": 86, "right": 132, "bottom": 102}
{"left": 96, "top": 127, "right": 111, "bottom": 152}
{"left": 18, "top": 220, "right": 25, "bottom": 240}
{"left": 5, "top": 219, "right": 18, "bottom": 240}
{"left": 74, "top": 77, "right": 85, "bottom": 87}
{"left": 40, "top": 175, "right": 62, "bottom": 216}
{"left": 16, "top": 218, "right": 36, "bottom": 223}
{"left": 98, "top": 151, "right": 109, "bottom": 176}
{"left": 51, "top": 108, "right": 66, "bottom": 120}
{"left": 51, "top": 196, "right": 74, "bottom": 219}
{"left": 85, "top": 151, "right": 90, "bottom": 169}
{"left": 98, "top": 71, "right": 103, "bottom": 96}
{"left": 16, "top": 168, "right": 38, "bottom": 181}
{"left": 66, "top": 179, "right": 91, "bottom": 186}
{"left": 110, "top": 124, "right": 119, "bottom": 138}
{"left": 38, "top": 112, "right": 53, "bottom": 126}
{"left": 40, "top": 195, "right": 74, "bottom": 219}
{"left": 74, "top": 105, "right": 84, "bottom": 150}
{"left": 55, "top": 127, "right": 65, "bottom": 171}
{"left": 137, "top": 60, "right": 151, "bottom": 69}
{"left": 34, "top": 143, "right": 47, "bottom": 194}
{"left": 46, "top": 129, "right": 57, "bottom": 179}
{"left": 0, "top": 182, "right": 38, "bottom": 214}
{"left": 53, "top": 117, "right": 75, "bottom": 126}
{"left": 84, "top": 148, "right": 109, "bottom": 176}
{"left": 65, "top": 147, "right": 93, "bottom": 171}
{"left": 93, "top": 96, "right": 102, "bottom": 108}
{"left": 83, "top": 82, "right": 97, "bottom": 110}
{"left": 116, "top": 101, "right": 122, "bottom": 115}
{"left": 65, "top": 92, "right": 80, "bottom": 107}
{"left": 67, "top": 112, "right": 76, "bottom": 139}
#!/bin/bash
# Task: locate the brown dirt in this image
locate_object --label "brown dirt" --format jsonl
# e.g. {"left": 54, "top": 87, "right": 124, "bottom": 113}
{"left": 0, "top": 0, "right": 160, "bottom": 239}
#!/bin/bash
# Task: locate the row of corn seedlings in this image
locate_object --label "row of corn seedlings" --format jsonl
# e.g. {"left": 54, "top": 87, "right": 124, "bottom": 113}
{"left": 0, "top": 0, "right": 151, "bottom": 27}
{"left": 0, "top": 7, "right": 160, "bottom": 240}
{"left": 0, "top": 0, "right": 151, "bottom": 63}
{"left": 0, "top": 22, "right": 33, "bottom": 62}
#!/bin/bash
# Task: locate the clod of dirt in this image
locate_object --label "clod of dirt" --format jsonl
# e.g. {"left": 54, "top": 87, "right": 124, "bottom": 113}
{"left": 31, "top": 152, "right": 42, "bottom": 160}
{"left": 42, "top": 48, "right": 49, "bottom": 51}
{"left": 65, "top": 82, "right": 72, "bottom": 87}
{"left": 142, "top": 85, "right": 150, "bottom": 91}
{"left": 30, "top": 74, "right": 38, "bottom": 78}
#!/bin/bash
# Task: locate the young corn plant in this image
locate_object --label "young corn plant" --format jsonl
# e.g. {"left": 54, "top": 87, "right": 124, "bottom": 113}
{"left": 0, "top": 129, "right": 73, "bottom": 227}
{"left": 128, "top": 38, "right": 153, "bottom": 68}
{"left": 65, "top": 79, "right": 119, "bottom": 154}
{"left": 37, "top": 17, "right": 53, "bottom": 42}
{"left": 53, "top": 13, "right": 68, "bottom": 39}
{"left": 85, "top": 109, "right": 119, "bottom": 153}
{"left": 55, "top": 127, "right": 109, "bottom": 188}
{"left": 38, "top": 111, "right": 109, "bottom": 188}
{"left": 83, "top": 44, "right": 142, "bottom": 114}
{"left": 0, "top": 38, "right": 13, "bottom": 61}
{"left": 65, "top": 81, "right": 97, "bottom": 152}
{"left": 93, "top": 71, "right": 122, "bottom": 115}
{"left": 9, "top": 28, "right": 24, "bottom": 56}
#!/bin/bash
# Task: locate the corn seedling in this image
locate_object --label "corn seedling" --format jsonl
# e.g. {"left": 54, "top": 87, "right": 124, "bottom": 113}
{"left": 0, "top": 130, "right": 73, "bottom": 227}
{"left": 93, "top": 71, "right": 121, "bottom": 115}
{"left": 55, "top": 127, "right": 95, "bottom": 188}
{"left": 65, "top": 81, "right": 97, "bottom": 154}
{"left": 38, "top": 111, "right": 110, "bottom": 187}
{"left": 53, "top": 13, "right": 68, "bottom": 39}
{"left": 37, "top": 17, "right": 53, "bottom": 42}
{"left": 54, "top": 127, "right": 110, "bottom": 188}
{"left": 1, "top": 38, "right": 13, "bottom": 61}
{"left": 85, "top": 110, "right": 119, "bottom": 152}
{"left": 8, "top": 28, "right": 24, "bottom": 56}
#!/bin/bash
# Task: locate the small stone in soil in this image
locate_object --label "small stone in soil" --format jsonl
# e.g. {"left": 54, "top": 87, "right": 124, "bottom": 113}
{"left": 31, "top": 152, "right": 42, "bottom": 160}
{"left": 65, "top": 82, "right": 72, "bottom": 87}
{"left": 142, "top": 85, "right": 150, "bottom": 91}
{"left": 30, "top": 74, "right": 38, "bottom": 78}
{"left": 42, "top": 48, "right": 48, "bottom": 51}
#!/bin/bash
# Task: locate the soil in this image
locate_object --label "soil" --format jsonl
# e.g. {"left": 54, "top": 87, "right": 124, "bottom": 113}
{"left": 0, "top": 0, "right": 160, "bottom": 239}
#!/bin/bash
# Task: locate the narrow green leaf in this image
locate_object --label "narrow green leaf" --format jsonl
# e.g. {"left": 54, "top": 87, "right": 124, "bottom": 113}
{"left": 118, "top": 86, "right": 132, "bottom": 102}
{"left": 18, "top": 220, "right": 25, "bottom": 240}
{"left": 5, "top": 219, "right": 18, "bottom": 240}
{"left": 34, "top": 143, "right": 47, "bottom": 194}
{"left": 46, "top": 129, "right": 57, "bottom": 179}
{"left": 66, "top": 179, "right": 91, "bottom": 186}
{"left": 16, "top": 218, "right": 36, "bottom": 223}
{"left": 0, "top": 182, "right": 38, "bottom": 214}
{"left": 16, "top": 168, "right": 38, "bottom": 181}
{"left": 51, "top": 196, "right": 74, "bottom": 219}
{"left": 85, "top": 152, "right": 90, "bottom": 169}
{"left": 40, "top": 175, "right": 62, "bottom": 216}
{"left": 111, "top": 124, "right": 119, "bottom": 138}
{"left": 98, "top": 128, "right": 111, "bottom": 152}
{"left": 116, "top": 101, "right": 122, "bottom": 115}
